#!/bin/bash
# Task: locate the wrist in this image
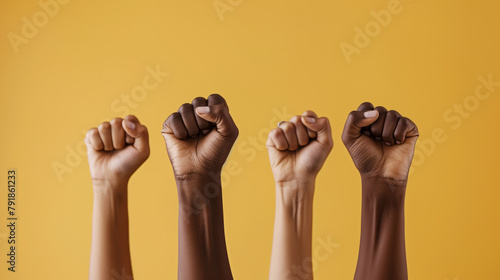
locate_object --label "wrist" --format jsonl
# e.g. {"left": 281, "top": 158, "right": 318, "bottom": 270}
{"left": 175, "top": 171, "right": 223, "bottom": 209}
{"left": 92, "top": 182, "right": 129, "bottom": 211}
{"left": 174, "top": 170, "right": 222, "bottom": 185}
{"left": 361, "top": 174, "right": 407, "bottom": 188}
{"left": 274, "top": 179, "right": 315, "bottom": 250}
{"left": 92, "top": 178, "right": 129, "bottom": 194}
{"left": 360, "top": 175, "right": 406, "bottom": 207}
{"left": 275, "top": 178, "right": 315, "bottom": 207}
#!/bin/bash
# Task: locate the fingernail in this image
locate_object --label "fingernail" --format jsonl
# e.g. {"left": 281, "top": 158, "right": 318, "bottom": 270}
{"left": 384, "top": 142, "right": 391, "bottom": 146}
{"left": 396, "top": 140, "right": 401, "bottom": 144}
{"left": 125, "top": 120, "right": 136, "bottom": 130}
{"left": 364, "top": 110, "right": 378, "bottom": 118}
{"left": 202, "top": 129, "right": 210, "bottom": 135}
{"left": 196, "top": 106, "right": 210, "bottom": 114}
{"left": 304, "top": 116, "right": 316, "bottom": 123}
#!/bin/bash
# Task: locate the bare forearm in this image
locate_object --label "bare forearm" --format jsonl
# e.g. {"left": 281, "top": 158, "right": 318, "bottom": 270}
{"left": 176, "top": 174, "right": 232, "bottom": 280}
{"left": 89, "top": 184, "right": 133, "bottom": 280}
{"left": 354, "top": 176, "right": 407, "bottom": 280}
{"left": 270, "top": 179, "right": 315, "bottom": 280}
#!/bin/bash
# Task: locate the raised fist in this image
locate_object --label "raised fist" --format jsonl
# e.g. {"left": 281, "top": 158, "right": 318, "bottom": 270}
{"left": 161, "top": 94, "right": 239, "bottom": 179}
{"left": 341, "top": 102, "right": 419, "bottom": 182}
{"left": 85, "top": 115, "right": 150, "bottom": 185}
{"left": 267, "top": 111, "right": 333, "bottom": 183}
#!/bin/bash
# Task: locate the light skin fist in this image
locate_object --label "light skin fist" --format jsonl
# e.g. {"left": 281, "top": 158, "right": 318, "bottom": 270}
{"left": 161, "top": 94, "right": 239, "bottom": 179}
{"left": 85, "top": 115, "right": 150, "bottom": 186}
{"left": 267, "top": 111, "right": 333, "bottom": 183}
{"left": 341, "top": 102, "right": 419, "bottom": 182}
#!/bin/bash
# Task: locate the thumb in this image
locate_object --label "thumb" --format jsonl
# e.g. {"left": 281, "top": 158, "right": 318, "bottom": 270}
{"left": 301, "top": 111, "right": 333, "bottom": 148}
{"left": 195, "top": 105, "right": 239, "bottom": 140}
{"left": 341, "top": 110, "right": 379, "bottom": 146}
{"left": 122, "top": 115, "right": 150, "bottom": 154}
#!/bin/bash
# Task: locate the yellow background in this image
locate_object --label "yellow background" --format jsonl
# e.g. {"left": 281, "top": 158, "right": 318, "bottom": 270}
{"left": 1, "top": 0, "right": 499, "bottom": 279}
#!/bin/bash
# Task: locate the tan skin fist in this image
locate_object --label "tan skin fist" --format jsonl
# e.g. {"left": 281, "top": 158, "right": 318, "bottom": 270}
{"left": 267, "top": 111, "right": 333, "bottom": 183}
{"left": 341, "top": 102, "right": 419, "bottom": 182}
{"left": 161, "top": 94, "right": 239, "bottom": 179}
{"left": 85, "top": 115, "right": 150, "bottom": 186}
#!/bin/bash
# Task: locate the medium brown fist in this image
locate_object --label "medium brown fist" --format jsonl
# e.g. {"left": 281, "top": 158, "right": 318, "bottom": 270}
{"left": 85, "top": 115, "right": 150, "bottom": 185}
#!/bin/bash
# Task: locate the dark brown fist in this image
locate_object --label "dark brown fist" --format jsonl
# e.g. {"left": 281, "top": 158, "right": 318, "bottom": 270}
{"left": 342, "top": 102, "right": 419, "bottom": 182}
{"left": 161, "top": 94, "right": 239, "bottom": 180}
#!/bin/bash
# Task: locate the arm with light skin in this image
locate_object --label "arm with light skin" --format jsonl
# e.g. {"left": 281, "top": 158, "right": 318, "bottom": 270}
{"left": 161, "top": 94, "right": 238, "bottom": 280}
{"left": 267, "top": 111, "right": 333, "bottom": 280}
{"left": 86, "top": 115, "right": 150, "bottom": 280}
{"left": 341, "top": 102, "right": 419, "bottom": 280}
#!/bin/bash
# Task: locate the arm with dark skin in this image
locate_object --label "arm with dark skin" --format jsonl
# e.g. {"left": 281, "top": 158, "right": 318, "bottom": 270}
{"left": 162, "top": 94, "right": 237, "bottom": 280}
{"left": 341, "top": 102, "right": 419, "bottom": 280}
{"left": 86, "top": 115, "right": 150, "bottom": 280}
{"left": 267, "top": 111, "right": 333, "bottom": 280}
